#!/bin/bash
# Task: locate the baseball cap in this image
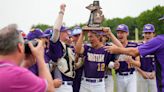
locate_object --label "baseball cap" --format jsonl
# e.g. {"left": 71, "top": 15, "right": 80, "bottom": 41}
{"left": 44, "top": 28, "right": 53, "bottom": 37}
{"left": 143, "top": 24, "right": 155, "bottom": 33}
{"left": 159, "top": 15, "right": 164, "bottom": 21}
{"left": 27, "top": 28, "right": 50, "bottom": 40}
{"left": 91, "top": 30, "right": 105, "bottom": 36}
{"left": 70, "top": 26, "right": 82, "bottom": 36}
{"left": 60, "top": 26, "right": 69, "bottom": 32}
{"left": 116, "top": 24, "right": 129, "bottom": 32}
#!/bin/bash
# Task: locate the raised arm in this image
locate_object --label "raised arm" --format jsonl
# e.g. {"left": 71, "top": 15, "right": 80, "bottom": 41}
{"left": 103, "top": 27, "right": 123, "bottom": 47}
{"left": 75, "top": 31, "right": 85, "bottom": 54}
{"left": 51, "top": 4, "right": 66, "bottom": 43}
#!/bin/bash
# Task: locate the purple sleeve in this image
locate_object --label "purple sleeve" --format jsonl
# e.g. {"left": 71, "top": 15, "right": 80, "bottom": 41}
{"left": 138, "top": 37, "right": 161, "bottom": 57}
{"left": 14, "top": 68, "right": 47, "bottom": 92}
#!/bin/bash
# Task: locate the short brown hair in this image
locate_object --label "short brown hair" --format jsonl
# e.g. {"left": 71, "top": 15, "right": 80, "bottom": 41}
{"left": 0, "top": 24, "right": 24, "bottom": 55}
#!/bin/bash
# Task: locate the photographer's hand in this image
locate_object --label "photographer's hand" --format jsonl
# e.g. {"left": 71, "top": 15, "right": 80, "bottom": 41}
{"left": 28, "top": 39, "right": 54, "bottom": 91}
{"left": 28, "top": 39, "right": 44, "bottom": 61}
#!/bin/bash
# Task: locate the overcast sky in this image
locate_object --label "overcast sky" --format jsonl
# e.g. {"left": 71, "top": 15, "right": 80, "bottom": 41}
{"left": 0, "top": 0, "right": 164, "bottom": 33}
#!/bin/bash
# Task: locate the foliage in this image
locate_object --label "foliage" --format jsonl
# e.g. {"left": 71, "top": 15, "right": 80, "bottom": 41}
{"left": 31, "top": 24, "right": 53, "bottom": 32}
{"left": 32, "top": 5, "right": 164, "bottom": 40}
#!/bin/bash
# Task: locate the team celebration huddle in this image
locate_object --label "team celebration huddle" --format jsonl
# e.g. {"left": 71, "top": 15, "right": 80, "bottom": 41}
{"left": 0, "top": 1, "right": 164, "bottom": 92}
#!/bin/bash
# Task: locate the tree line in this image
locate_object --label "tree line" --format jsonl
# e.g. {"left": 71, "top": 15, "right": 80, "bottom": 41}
{"left": 32, "top": 5, "right": 164, "bottom": 40}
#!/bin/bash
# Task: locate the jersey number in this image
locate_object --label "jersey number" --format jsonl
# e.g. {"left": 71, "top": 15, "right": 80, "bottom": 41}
{"left": 97, "top": 63, "right": 105, "bottom": 71}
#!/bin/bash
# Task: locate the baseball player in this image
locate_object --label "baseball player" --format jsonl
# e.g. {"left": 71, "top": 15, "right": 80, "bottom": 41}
{"left": 69, "top": 26, "right": 84, "bottom": 92}
{"left": 112, "top": 24, "right": 140, "bottom": 92}
{"left": 99, "top": 33, "right": 115, "bottom": 92}
{"left": 136, "top": 24, "right": 157, "bottom": 92}
{"left": 27, "top": 4, "right": 67, "bottom": 90}
{"left": 103, "top": 15, "right": 164, "bottom": 92}
{"left": 44, "top": 5, "right": 75, "bottom": 92}
{"left": 75, "top": 27, "right": 122, "bottom": 92}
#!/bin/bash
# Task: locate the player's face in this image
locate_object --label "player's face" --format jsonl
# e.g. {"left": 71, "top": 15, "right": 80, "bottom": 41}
{"left": 72, "top": 34, "right": 80, "bottom": 42}
{"left": 88, "top": 32, "right": 100, "bottom": 48}
{"left": 143, "top": 32, "right": 155, "bottom": 41}
{"left": 117, "top": 30, "right": 128, "bottom": 43}
{"left": 60, "top": 31, "right": 70, "bottom": 43}
{"left": 100, "top": 35, "right": 109, "bottom": 44}
{"left": 39, "top": 37, "right": 49, "bottom": 48}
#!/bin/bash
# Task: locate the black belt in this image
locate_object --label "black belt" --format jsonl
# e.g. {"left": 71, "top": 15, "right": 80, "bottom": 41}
{"left": 82, "top": 78, "right": 103, "bottom": 83}
{"left": 118, "top": 71, "right": 133, "bottom": 76}
{"left": 105, "top": 76, "right": 108, "bottom": 79}
{"left": 62, "top": 81, "right": 73, "bottom": 85}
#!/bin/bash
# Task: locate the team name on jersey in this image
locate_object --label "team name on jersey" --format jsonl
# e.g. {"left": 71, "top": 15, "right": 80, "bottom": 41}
{"left": 127, "top": 43, "right": 137, "bottom": 47}
{"left": 87, "top": 52, "right": 104, "bottom": 62}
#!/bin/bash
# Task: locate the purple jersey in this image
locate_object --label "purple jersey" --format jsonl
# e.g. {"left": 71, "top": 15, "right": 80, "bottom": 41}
{"left": 46, "top": 40, "right": 74, "bottom": 81}
{"left": 46, "top": 40, "right": 64, "bottom": 62}
{"left": 83, "top": 45, "right": 115, "bottom": 78}
{"left": 29, "top": 40, "right": 73, "bottom": 81}
{"left": 138, "top": 35, "right": 164, "bottom": 92}
{"left": 116, "top": 42, "right": 138, "bottom": 73}
{"left": 138, "top": 42, "right": 155, "bottom": 72}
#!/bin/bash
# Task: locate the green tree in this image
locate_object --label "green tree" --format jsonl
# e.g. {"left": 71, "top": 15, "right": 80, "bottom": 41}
{"left": 31, "top": 24, "right": 52, "bottom": 32}
{"left": 136, "top": 5, "right": 164, "bottom": 38}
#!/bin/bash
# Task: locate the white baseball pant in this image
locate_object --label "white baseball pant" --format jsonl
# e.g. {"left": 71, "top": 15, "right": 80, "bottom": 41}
{"left": 137, "top": 72, "right": 157, "bottom": 92}
{"left": 79, "top": 77, "right": 105, "bottom": 92}
{"left": 105, "top": 75, "right": 114, "bottom": 92}
{"left": 116, "top": 71, "right": 137, "bottom": 92}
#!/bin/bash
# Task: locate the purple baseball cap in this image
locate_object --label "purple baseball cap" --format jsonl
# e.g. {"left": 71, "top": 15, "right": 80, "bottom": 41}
{"left": 70, "top": 26, "right": 82, "bottom": 36}
{"left": 116, "top": 24, "right": 129, "bottom": 32}
{"left": 27, "top": 28, "right": 50, "bottom": 40}
{"left": 91, "top": 30, "right": 105, "bottom": 36}
{"left": 143, "top": 24, "right": 155, "bottom": 33}
{"left": 60, "top": 26, "right": 69, "bottom": 32}
{"left": 44, "top": 28, "right": 53, "bottom": 36}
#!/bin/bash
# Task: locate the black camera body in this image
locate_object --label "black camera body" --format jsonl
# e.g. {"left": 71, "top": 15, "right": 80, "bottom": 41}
{"left": 24, "top": 40, "right": 38, "bottom": 54}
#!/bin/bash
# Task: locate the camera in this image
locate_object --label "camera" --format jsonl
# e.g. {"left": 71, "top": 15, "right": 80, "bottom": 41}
{"left": 24, "top": 40, "right": 38, "bottom": 54}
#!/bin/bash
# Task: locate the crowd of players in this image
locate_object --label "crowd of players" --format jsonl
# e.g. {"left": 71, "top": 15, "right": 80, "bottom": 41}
{"left": 0, "top": 3, "right": 164, "bottom": 92}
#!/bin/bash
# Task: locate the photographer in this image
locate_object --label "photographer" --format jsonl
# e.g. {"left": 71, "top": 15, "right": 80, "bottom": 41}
{"left": 0, "top": 24, "right": 54, "bottom": 92}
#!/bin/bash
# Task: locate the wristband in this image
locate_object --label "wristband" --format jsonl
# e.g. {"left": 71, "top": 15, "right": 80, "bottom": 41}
{"left": 59, "top": 11, "right": 64, "bottom": 15}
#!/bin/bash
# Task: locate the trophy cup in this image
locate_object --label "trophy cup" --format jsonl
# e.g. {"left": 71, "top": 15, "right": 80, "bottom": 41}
{"left": 82, "top": 0, "right": 104, "bottom": 31}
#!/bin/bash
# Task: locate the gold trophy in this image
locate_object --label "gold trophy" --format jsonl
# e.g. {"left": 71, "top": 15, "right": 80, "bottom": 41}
{"left": 82, "top": 0, "right": 104, "bottom": 31}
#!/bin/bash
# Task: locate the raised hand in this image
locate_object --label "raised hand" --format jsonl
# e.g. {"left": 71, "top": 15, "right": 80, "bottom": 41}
{"left": 60, "top": 4, "right": 66, "bottom": 13}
